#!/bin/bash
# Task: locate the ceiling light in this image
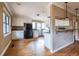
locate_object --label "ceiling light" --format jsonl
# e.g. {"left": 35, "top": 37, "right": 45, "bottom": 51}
{"left": 36, "top": 14, "right": 40, "bottom": 16}
{"left": 65, "top": 2, "right": 69, "bottom": 20}
{"left": 16, "top": 3, "right": 21, "bottom": 6}
{"left": 75, "top": 8, "right": 78, "bottom": 21}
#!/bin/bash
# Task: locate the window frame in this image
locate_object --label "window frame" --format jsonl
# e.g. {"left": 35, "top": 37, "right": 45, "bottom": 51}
{"left": 32, "top": 21, "right": 46, "bottom": 30}
{"left": 3, "top": 12, "right": 10, "bottom": 37}
{"left": 32, "top": 22, "right": 37, "bottom": 30}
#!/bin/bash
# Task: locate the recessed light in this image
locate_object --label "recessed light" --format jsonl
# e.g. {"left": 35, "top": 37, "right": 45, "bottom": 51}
{"left": 16, "top": 3, "right": 21, "bottom": 6}
{"left": 37, "top": 14, "right": 40, "bottom": 16}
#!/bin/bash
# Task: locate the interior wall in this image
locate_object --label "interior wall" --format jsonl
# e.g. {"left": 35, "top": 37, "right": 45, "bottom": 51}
{"left": 50, "top": 4, "right": 75, "bottom": 52}
{"left": 0, "top": 3, "right": 12, "bottom": 55}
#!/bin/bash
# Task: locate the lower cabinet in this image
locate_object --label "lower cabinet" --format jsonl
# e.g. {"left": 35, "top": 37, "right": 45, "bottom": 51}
{"left": 12, "top": 31, "right": 24, "bottom": 39}
{"left": 44, "top": 33, "right": 52, "bottom": 50}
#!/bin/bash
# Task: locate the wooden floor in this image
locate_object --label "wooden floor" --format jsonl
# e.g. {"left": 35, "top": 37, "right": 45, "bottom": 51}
{"left": 4, "top": 37, "right": 79, "bottom": 56}
{"left": 4, "top": 37, "right": 52, "bottom": 56}
{"left": 53, "top": 41, "right": 79, "bottom": 56}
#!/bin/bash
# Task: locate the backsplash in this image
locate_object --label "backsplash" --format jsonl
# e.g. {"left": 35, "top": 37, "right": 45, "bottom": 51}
{"left": 12, "top": 26, "right": 24, "bottom": 31}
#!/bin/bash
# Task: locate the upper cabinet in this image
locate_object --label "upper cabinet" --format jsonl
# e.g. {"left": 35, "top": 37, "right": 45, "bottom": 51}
{"left": 55, "top": 19, "right": 70, "bottom": 27}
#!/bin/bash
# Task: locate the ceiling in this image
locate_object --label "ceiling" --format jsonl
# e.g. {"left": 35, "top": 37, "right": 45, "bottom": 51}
{"left": 6, "top": 2, "right": 79, "bottom": 21}
{"left": 53, "top": 2, "right": 79, "bottom": 15}
{"left": 68, "top": 2, "right": 79, "bottom": 14}
{"left": 6, "top": 2, "right": 51, "bottom": 21}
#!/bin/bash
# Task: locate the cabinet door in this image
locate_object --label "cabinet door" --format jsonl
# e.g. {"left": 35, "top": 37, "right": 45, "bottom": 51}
{"left": 44, "top": 33, "right": 51, "bottom": 50}
{"left": 12, "top": 31, "right": 24, "bottom": 39}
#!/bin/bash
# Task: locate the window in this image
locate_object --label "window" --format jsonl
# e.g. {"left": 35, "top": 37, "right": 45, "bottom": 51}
{"left": 42, "top": 23, "right": 45, "bottom": 29}
{"left": 37, "top": 23, "right": 41, "bottom": 30}
{"left": 32, "top": 22, "right": 36, "bottom": 29}
{"left": 32, "top": 21, "right": 45, "bottom": 30}
{"left": 3, "top": 13, "right": 9, "bottom": 35}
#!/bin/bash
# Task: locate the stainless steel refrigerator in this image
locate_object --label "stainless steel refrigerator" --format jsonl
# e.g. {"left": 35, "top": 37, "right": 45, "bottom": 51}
{"left": 24, "top": 23, "right": 33, "bottom": 39}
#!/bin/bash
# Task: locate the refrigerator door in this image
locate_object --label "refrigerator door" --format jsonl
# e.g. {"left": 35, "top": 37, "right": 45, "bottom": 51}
{"left": 24, "top": 23, "right": 33, "bottom": 39}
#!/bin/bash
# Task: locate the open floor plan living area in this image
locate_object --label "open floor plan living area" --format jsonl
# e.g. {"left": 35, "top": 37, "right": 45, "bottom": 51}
{"left": 1, "top": 2, "right": 79, "bottom": 56}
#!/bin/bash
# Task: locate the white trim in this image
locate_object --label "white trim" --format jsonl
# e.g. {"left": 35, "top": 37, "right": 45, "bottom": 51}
{"left": 53, "top": 41, "right": 74, "bottom": 53}
{"left": 3, "top": 32, "right": 11, "bottom": 38}
{"left": 49, "top": 50, "right": 53, "bottom": 53}
{"left": 4, "top": 2, "right": 13, "bottom": 16}
{"left": 0, "top": 40, "right": 11, "bottom": 56}
{"left": 76, "top": 39, "right": 79, "bottom": 41}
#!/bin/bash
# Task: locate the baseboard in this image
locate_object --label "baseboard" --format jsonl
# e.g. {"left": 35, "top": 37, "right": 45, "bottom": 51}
{"left": 0, "top": 40, "right": 11, "bottom": 56}
{"left": 44, "top": 46, "right": 53, "bottom": 53}
{"left": 75, "top": 39, "right": 79, "bottom": 41}
{"left": 53, "top": 41, "right": 74, "bottom": 53}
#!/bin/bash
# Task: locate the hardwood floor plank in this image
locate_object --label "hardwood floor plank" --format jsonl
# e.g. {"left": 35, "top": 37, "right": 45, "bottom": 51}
{"left": 4, "top": 37, "right": 79, "bottom": 56}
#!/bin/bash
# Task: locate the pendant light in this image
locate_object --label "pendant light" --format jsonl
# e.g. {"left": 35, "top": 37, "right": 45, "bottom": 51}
{"left": 75, "top": 8, "right": 78, "bottom": 21}
{"left": 65, "top": 2, "right": 69, "bottom": 20}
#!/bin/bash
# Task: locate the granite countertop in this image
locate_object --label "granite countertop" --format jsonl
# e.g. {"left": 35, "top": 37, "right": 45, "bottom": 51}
{"left": 56, "top": 29, "right": 74, "bottom": 32}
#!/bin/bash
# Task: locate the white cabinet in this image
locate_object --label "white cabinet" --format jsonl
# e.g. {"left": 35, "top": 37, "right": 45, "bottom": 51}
{"left": 44, "top": 33, "right": 52, "bottom": 50}
{"left": 12, "top": 31, "right": 24, "bottom": 39}
{"left": 33, "top": 30, "right": 42, "bottom": 38}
